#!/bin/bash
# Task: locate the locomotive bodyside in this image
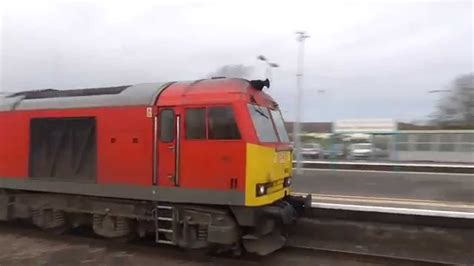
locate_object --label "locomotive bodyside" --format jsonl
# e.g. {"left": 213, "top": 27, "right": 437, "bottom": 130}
{"left": 0, "top": 78, "right": 308, "bottom": 255}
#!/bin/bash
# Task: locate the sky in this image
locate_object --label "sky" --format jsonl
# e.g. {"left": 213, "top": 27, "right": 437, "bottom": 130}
{"left": 0, "top": 0, "right": 472, "bottom": 122}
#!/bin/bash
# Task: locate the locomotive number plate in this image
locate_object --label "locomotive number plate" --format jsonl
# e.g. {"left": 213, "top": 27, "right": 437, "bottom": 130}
{"left": 277, "top": 152, "right": 287, "bottom": 163}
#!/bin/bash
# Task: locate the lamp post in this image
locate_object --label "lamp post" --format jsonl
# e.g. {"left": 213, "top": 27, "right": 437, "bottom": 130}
{"left": 257, "top": 55, "right": 279, "bottom": 81}
{"left": 428, "top": 89, "right": 451, "bottom": 94}
{"left": 293, "top": 31, "right": 309, "bottom": 174}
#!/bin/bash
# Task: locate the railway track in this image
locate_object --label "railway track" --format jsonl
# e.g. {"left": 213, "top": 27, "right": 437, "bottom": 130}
{"left": 0, "top": 219, "right": 466, "bottom": 265}
{"left": 287, "top": 217, "right": 474, "bottom": 265}
{"left": 285, "top": 245, "right": 450, "bottom": 265}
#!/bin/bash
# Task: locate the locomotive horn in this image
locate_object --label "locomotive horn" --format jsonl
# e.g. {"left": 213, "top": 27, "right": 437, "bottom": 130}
{"left": 249, "top": 79, "right": 270, "bottom": 91}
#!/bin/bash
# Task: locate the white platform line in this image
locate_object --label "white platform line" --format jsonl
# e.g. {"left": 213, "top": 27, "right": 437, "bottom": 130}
{"left": 299, "top": 168, "right": 474, "bottom": 176}
{"left": 292, "top": 192, "right": 474, "bottom": 207}
{"left": 312, "top": 202, "right": 474, "bottom": 219}
{"left": 294, "top": 160, "right": 474, "bottom": 169}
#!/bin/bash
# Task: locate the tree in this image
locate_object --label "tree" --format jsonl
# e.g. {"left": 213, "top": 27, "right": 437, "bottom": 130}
{"left": 207, "top": 64, "right": 253, "bottom": 79}
{"left": 432, "top": 73, "right": 474, "bottom": 128}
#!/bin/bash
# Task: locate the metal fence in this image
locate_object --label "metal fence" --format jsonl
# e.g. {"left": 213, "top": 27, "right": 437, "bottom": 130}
{"left": 298, "top": 130, "right": 474, "bottom": 164}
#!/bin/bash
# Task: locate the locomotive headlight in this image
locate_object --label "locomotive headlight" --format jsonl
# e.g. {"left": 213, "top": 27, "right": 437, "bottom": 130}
{"left": 283, "top": 177, "right": 292, "bottom": 187}
{"left": 256, "top": 184, "right": 267, "bottom": 197}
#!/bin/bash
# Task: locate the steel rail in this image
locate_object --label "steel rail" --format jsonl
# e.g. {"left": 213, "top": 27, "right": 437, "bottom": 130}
{"left": 286, "top": 244, "right": 453, "bottom": 265}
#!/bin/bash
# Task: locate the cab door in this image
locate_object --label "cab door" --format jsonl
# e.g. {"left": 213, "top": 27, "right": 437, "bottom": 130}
{"left": 157, "top": 108, "right": 181, "bottom": 187}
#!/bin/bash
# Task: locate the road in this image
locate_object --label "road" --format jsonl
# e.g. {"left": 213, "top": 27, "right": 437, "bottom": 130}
{"left": 293, "top": 169, "right": 474, "bottom": 204}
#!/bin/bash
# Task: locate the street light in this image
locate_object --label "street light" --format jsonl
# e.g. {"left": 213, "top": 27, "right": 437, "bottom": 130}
{"left": 428, "top": 89, "right": 451, "bottom": 93}
{"left": 257, "top": 55, "right": 279, "bottom": 81}
{"left": 293, "top": 31, "right": 310, "bottom": 174}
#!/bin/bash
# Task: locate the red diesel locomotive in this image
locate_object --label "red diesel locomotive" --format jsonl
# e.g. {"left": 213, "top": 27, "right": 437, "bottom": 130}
{"left": 0, "top": 78, "right": 309, "bottom": 255}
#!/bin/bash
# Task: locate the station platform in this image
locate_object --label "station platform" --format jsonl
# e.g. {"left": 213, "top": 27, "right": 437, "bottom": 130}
{"left": 293, "top": 193, "right": 474, "bottom": 219}
{"left": 293, "top": 169, "right": 474, "bottom": 204}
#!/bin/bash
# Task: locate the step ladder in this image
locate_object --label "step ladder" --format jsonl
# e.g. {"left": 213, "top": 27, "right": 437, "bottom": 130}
{"left": 152, "top": 204, "right": 176, "bottom": 245}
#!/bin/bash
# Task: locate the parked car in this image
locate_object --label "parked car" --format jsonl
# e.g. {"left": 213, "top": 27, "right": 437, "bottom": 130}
{"left": 348, "top": 143, "right": 387, "bottom": 160}
{"left": 348, "top": 143, "right": 373, "bottom": 159}
{"left": 300, "top": 143, "right": 322, "bottom": 159}
{"left": 322, "top": 144, "right": 345, "bottom": 159}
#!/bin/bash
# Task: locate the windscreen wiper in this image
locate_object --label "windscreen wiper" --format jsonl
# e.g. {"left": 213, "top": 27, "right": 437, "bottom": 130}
{"left": 254, "top": 107, "right": 269, "bottom": 119}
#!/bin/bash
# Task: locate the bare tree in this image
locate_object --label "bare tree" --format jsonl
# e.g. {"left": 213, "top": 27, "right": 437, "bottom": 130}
{"left": 432, "top": 73, "right": 474, "bottom": 128}
{"left": 207, "top": 64, "right": 253, "bottom": 79}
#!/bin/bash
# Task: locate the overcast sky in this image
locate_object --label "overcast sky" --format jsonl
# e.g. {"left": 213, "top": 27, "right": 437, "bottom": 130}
{"left": 1, "top": 0, "right": 472, "bottom": 122}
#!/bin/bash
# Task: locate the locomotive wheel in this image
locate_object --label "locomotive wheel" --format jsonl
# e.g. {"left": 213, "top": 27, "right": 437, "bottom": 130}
{"left": 242, "top": 229, "right": 286, "bottom": 256}
{"left": 207, "top": 243, "right": 243, "bottom": 257}
{"left": 110, "top": 231, "right": 137, "bottom": 244}
{"left": 92, "top": 214, "right": 135, "bottom": 241}
{"left": 31, "top": 209, "right": 69, "bottom": 235}
{"left": 45, "top": 223, "right": 71, "bottom": 235}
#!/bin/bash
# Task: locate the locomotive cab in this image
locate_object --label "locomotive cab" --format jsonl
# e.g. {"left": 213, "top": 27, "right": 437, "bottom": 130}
{"left": 154, "top": 78, "right": 297, "bottom": 208}
{"left": 154, "top": 78, "right": 308, "bottom": 254}
{"left": 244, "top": 101, "right": 293, "bottom": 206}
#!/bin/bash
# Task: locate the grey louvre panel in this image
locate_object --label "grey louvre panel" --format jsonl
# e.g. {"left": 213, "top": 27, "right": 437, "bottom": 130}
{"left": 8, "top": 86, "right": 130, "bottom": 99}
{"left": 0, "top": 82, "right": 173, "bottom": 111}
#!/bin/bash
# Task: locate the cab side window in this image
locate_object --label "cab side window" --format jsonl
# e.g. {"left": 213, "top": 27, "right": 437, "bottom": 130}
{"left": 185, "top": 108, "right": 206, "bottom": 139}
{"left": 208, "top": 107, "right": 241, "bottom": 140}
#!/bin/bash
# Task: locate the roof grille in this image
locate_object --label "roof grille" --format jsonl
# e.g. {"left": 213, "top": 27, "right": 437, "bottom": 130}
{"left": 8, "top": 85, "right": 131, "bottom": 99}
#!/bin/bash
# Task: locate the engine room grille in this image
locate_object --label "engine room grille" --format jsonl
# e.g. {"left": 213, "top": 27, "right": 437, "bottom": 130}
{"left": 29, "top": 117, "right": 97, "bottom": 181}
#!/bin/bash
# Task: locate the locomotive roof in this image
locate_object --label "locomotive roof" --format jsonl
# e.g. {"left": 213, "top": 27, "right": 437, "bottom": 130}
{"left": 0, "top": 78, "right": 270, "bottom": 112}
{"left": 0, "top": 82, "right": 173, "bottom": 112}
